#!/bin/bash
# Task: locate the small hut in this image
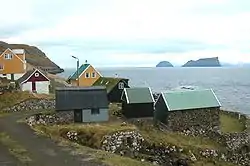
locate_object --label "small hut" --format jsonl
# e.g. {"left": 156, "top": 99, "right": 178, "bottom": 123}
{"left": 154, "top": 89, "right": 221, "bottom": 131}
{"left": 93, "top": 77, "right": 129, "bottom": 103}
{"left": 55, "top": 86, "right": 109, "bottom": 123}
{"left": 17, "top": 69, "right": 50, "bottom": 94}
{"left": 121, "top": 87, "right": 155, "bottom": 118}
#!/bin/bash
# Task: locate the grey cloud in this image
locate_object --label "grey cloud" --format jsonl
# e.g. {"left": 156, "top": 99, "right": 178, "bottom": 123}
{"left": 34, "top": 38, "right": 225, "bottom": 55}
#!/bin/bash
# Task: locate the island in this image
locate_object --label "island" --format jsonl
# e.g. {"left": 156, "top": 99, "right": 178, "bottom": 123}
{"left": 156, "top": 61, "right": 174, "bottom": 67}
{"left": 182, "top": 57, "right": 221, "bottom": 67}
{"left": 0, "top": 41, "right": 64, "bottom": 74}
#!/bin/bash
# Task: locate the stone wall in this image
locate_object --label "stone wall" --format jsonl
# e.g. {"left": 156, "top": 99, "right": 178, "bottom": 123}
{"left": 3, "top": 99, "right": 55, "bottom": 112}
{"left": 167, "top": 108, "right": 220, "bottom": 134}
{"left": 26, "top": 111, "right": 74, "bottom": 126}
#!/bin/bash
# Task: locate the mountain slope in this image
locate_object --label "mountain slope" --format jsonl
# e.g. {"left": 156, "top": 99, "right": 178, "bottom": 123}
{"left": 0, "top": 41, "right": 63, "bottom": 74}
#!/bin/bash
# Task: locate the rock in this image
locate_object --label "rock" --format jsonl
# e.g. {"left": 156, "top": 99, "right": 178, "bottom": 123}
{"left": 156, "top": 61, "right": 174, "bottom": 67}
{"left": 182, "top": 57, "right": 221, "bottom": 67}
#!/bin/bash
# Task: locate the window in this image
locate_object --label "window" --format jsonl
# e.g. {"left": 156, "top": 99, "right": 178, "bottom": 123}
{"left": 85, "top": 72, "right": 90, "bottom": 78}
{"left": 118, "top": 82, "right": 124, "bottom": 89}
{"left": 0, "top": 64, "right": 3, "bottom": 70}
{"left": 92, "top": 72, "right": 96, "bottom": 78}
{"left": 3, "top": 74, "right": 6, "bottom": 76}
{"left": 35, "top": 73, "right": 39, "bottom": 77}
{"left": 91, "top": 108, "right": 100, "bottom": 115}
{"left": 4, "top": 53, "right": 13, "bottom": 60}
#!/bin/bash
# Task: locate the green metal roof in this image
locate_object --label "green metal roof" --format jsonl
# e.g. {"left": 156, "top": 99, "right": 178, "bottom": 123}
{"left": 68, "top": 64, "right": 90, "bottom": 80}
{"left": 161, "top": 89, "right": 221, "bottom": 111}
{"left": 124, "top": 87, "right": 154, "bottom": 104}
{"left": 93, "top": 77, "right": 128, "bottom": 93}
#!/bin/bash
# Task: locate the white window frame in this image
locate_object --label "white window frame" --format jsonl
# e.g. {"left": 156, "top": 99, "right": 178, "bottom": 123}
{"left": 0, "top": 64, "right": 4, "bottom": 70}
{"left": 4, "top": 53, "right": 13, "bottom": 60}
{"left": 92, "top": 72, "right": 96, "bottom": 78}
{"left": 85, "top": 72, "right": 90, "bottom": 78}
{"left": 35, "top": 73, "right": 40, "bottom": 77}
{"left": 118, "top": 82, "right": 124, "bottom": 89}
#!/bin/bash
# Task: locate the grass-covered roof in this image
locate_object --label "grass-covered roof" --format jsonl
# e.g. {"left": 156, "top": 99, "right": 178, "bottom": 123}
{"left": 93, "top": 77, "right": 128, "bottom": 93}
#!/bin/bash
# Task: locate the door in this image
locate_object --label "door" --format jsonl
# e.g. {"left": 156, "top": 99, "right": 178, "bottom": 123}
{"left": 32, "top": 82, "right": 36, "bottom": 92}
{"left": 10, "top": 74, "right": 14, "bottom": 81}
{"left": 74, "top": 109, "right": 82, "bottom": 123}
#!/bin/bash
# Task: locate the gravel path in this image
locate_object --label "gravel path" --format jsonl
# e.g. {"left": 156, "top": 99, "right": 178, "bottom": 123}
{"left": 0, "top": 112, "right": 104, "bottom": 166}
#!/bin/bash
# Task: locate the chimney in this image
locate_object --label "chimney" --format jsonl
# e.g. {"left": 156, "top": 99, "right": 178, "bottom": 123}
{"left": 85, "top": 60, "right": 88, "bottom": 64}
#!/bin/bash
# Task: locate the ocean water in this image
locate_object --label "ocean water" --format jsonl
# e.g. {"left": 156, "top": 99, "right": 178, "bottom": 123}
{"left": 60, "top": 67, "right": 250, "bottom": 115}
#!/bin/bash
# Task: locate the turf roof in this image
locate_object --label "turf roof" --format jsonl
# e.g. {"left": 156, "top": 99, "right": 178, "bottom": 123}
{"left": 93, "top": 77, "right": 128, "bottom": 93}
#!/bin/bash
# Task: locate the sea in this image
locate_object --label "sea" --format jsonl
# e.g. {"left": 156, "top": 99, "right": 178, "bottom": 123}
{"left": 59, "top": 67, "right": 250, "bottom": 115}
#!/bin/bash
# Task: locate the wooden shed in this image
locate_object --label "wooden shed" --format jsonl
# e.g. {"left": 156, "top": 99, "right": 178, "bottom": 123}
{"left": 93, "top": 77, "right": 129, "bottom": 103}
{"left": 121, "top": 87, "right": 155, "bottom": 118}
{"left": 55, "top": 86, "right": 109, "bottom": 123}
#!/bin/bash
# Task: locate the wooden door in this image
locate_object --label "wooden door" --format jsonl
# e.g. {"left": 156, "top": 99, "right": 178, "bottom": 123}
{"left": 32, "top": 82, "right": 36, "bottom": 91}
{"left": 74, "top": 109, "right": 82, "bottom": 123}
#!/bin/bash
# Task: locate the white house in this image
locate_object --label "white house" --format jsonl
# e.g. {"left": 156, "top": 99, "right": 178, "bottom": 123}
{"left": 17, "top": 69, "right": 50, "bottom": 94}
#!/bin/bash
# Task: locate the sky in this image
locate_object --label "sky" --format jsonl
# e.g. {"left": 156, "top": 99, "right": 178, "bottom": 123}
{"left": 1, "top": 0, "right": 250, "bottom": 67}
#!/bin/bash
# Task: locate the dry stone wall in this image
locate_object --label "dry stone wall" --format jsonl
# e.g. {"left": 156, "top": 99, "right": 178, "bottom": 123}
{"left": 3, "top": 99, "right": 55, "bottom": 112}
{"left": 167, "top": 108, "right": 220, "bottom": 134}
{"left": 26, "top": 111, "right": 74, "bottom": 126}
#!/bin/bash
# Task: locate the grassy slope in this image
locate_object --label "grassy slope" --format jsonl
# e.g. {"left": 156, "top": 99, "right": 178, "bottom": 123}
{"left": 220, "top": 111, "right": 245, "bottom": 133}
{"left": 33, "top": 125, "right": 153, "bottom": 166}
{"left": 0, "top": 91, "right": 54, "bottom": 112}
{"left": 0, "top": 91, "right": 35, "bottom": 109}
{"left": 33, "top": 120, "right": 236, "bottom": 166}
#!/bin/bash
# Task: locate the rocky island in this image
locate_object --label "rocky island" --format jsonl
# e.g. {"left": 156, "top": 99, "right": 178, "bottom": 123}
{"left": 0, "top": 41, "right": 64, "bottom": 74}
{"left": 156, "top": 61, "right": 174, "bottom": 67}
{"left": 182, "top": 57, "right": 221, "bottom": 67}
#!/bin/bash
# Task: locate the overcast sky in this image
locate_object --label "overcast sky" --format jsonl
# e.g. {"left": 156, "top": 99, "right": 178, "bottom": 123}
{"left": 1, "top": 0, "right": 250, "bottom": 67}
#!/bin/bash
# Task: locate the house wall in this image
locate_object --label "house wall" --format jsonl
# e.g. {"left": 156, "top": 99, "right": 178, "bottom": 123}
{"left": 36, "top": 81, "right": 50, "bottom": 94}
{"left": 78, "top": 65, "right": 101, "bottom": 86}
{"left": 167, "top": 108, "right": 220, "bottom": 133}
{"left": 109, "top": 80, "right": 130, "bottom": 103}
{"left": 154, "top": 95, "right": 168, "bottom": 123}
{"left": 122, "top": 102, "right": 154, "bottom": 118}
{"left": 21, "top": 80, "right": 49, "bottom": 94}
{"left": 82, "top": 108, "right": 109, "bottom": 122}
{"left": 0, "top": 49, "right": 25, "bottom": 74}
{"left": 0, "top": 73, "right": 24, "bottom": 80}
{"left": 22, "top": 82, "right": 32, "bottom": 92}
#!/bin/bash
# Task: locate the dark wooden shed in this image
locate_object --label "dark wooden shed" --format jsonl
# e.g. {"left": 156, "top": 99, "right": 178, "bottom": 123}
{"left": 93, "top": 77, "right": 129, "bottom": 103}
{"left": 55, "top": 86, "right": 109, "bottom": 123}
{"left": 121, "top": 87, "right": 155, "bottom": 118}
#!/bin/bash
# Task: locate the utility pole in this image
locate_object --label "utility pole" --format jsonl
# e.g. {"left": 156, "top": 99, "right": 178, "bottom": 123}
{"left": 72, "top": 56, "right": 80, "bottom": 86}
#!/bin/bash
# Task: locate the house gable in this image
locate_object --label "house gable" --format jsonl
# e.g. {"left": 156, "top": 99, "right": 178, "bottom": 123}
{"left": 19, "top": 69, "right": 49, "bottom": 84}
{"left": 68, "top": 64, "right": 102, "bottom": 87}
{"left": 0, "top": 48, "right": 26, "bottom": 74}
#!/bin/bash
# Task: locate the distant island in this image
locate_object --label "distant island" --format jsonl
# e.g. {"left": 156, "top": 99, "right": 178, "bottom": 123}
{"left": 182, "top": 57, "right": 221, "bottom": 67}
{"left": 156, "top": 61, "right": 174, "bottom": 67}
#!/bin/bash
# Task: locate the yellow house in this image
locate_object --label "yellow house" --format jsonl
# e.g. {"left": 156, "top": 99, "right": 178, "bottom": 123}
{"left": 67, "top": 63, "right": 102, "bottom": 86}
{"left": 0, "top": 48, "right": 26, "bottom": 81}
